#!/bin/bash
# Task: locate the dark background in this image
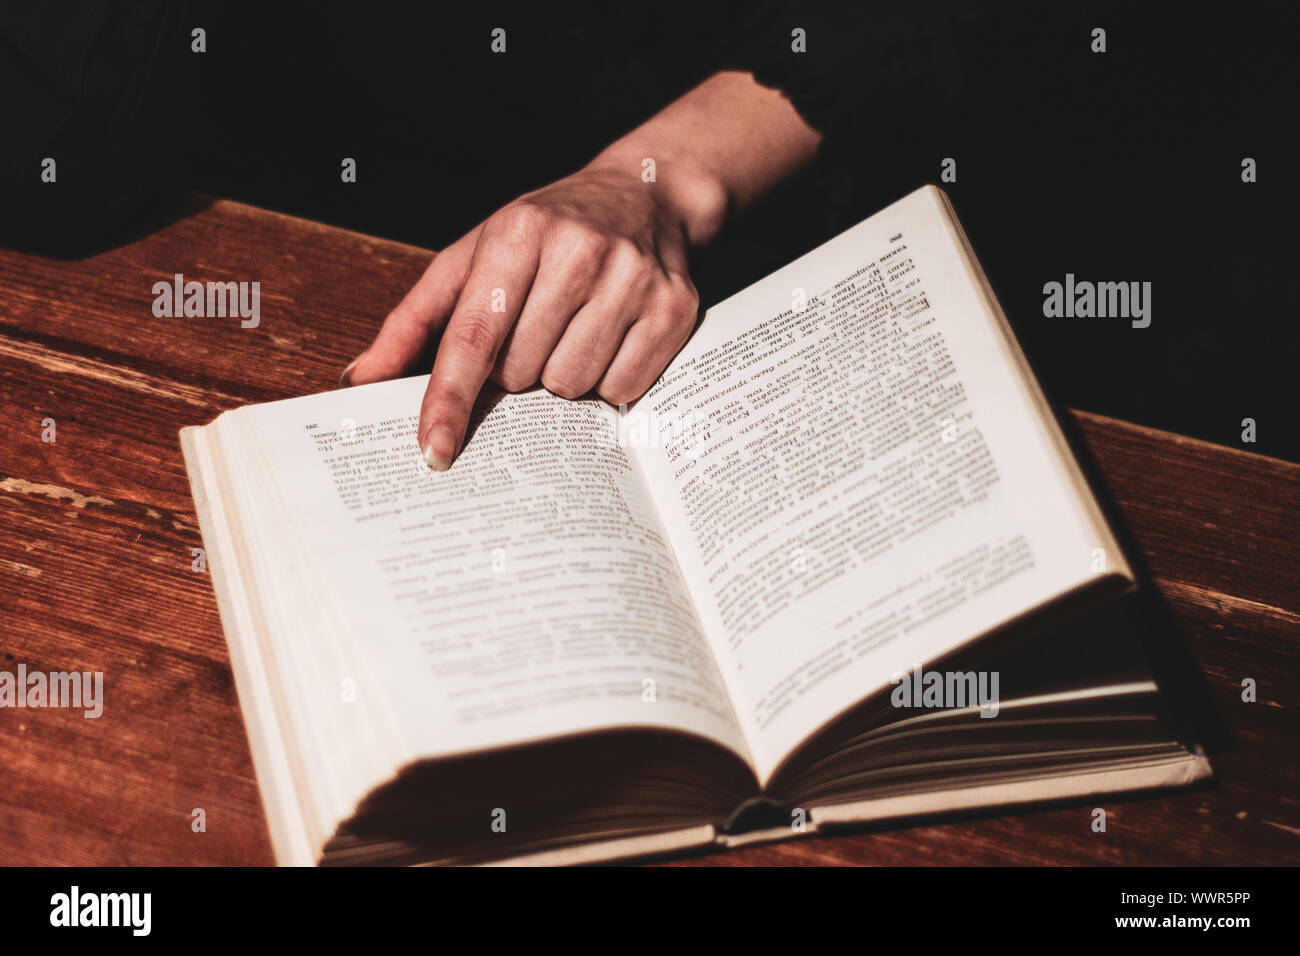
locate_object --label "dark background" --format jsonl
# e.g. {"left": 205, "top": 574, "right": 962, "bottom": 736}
{"left": 3, "top": 0, "right": 1296, "bottom": 459}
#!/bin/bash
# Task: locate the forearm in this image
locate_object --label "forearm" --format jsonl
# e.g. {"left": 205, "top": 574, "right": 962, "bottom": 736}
{"left": 585, "top": 70, "right": 823, "bottom": 249}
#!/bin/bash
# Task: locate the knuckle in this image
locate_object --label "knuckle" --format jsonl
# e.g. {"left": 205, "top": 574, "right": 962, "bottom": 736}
{"left": 424, "top": 380, "right": 473, "bottom": 423}
{"left": 558, "top": 222, "right": 608, "bottom": 263}
{"left": 493, "top": 359, "right": 538, "bottom": 392}
{"left": 668, "top": 275, "right": 700, "bottom": 317}
{"left": 641, "top": 279, "right": 698, "bottom": 339}
{"left": 493, "top": 202, "right": 546, "bottom": 245}
{"left": 597, "top": 379, "right": 642, "bottom": 408}
{"left": 641, "top": 316, "right": 676, "bottom": 343}
{"left": 606, "top": 237, "right": 648, "bottom": 276}
{"left": 541, "top": 362, "right": 592, "bottom": 400}
{"left": 446, "top": 312, "right": 501, "bottom": 361}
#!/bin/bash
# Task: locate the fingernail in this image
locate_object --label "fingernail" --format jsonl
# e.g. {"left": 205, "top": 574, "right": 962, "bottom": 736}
{"left": 422, "top": 444, "right": 451, "bottom": 471}
{"left": 422, "top": 425, "right": 456, "bottom": 471}
{"left": 338, "top": 356, "right": 361, "bottom": 388}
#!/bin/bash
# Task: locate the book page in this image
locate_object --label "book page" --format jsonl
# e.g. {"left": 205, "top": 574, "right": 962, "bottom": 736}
{"left": 628, "top": 186, "right": 1113, "bottom": 782}
{"left": 239, "top": 377, "right": 750, "bottom": 764}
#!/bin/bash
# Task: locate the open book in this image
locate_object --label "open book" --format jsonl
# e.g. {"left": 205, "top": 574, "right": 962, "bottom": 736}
{"left": 181, "top": 186, "right": 1210, "bottom": 865}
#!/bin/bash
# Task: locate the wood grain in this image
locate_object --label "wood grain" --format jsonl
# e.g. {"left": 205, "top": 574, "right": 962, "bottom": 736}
{"left": 0, "top": 197, "right": 1296, "bottom": 865}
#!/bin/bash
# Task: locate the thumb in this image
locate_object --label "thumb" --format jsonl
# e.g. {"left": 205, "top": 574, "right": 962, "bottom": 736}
{"left": 341, "top": 228, "right": 479, "bottom": 386}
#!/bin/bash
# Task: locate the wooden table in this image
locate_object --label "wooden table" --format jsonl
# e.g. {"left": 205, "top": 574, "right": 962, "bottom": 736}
{"left": 1, "top": 196, "right": 1296, "bottom": 866}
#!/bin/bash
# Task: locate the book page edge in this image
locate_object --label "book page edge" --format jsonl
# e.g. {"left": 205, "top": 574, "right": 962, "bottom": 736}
{"left": 180, "top": 424, "right": 319, "bottom": 866}
{"left": 809, "top": 750, "right": 1212, "bottom": 827}
{"left": 479, "top": 823, "right": 718, "bottom": 867}
{"left": 925, "top": 185, "right": 1133, "bottom": 584}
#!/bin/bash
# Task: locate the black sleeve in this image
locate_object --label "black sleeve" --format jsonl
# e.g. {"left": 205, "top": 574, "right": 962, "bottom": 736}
{"left": 713, "top": 0, "right": 997, "bottom": 144}
{"left": 0, "top": 1, "right": 198, "bottom": 255}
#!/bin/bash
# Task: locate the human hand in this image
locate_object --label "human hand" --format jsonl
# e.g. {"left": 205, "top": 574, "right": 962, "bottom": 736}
{"left": 341, "top": 158, "right": 719, "bottom": 469}
{"left": 339, "top": 71, "right": 820, "bottom": 469}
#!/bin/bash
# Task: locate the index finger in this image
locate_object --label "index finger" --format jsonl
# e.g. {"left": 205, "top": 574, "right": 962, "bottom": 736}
{"left": 418, "top": 215, "right": 540, "bottom": 469}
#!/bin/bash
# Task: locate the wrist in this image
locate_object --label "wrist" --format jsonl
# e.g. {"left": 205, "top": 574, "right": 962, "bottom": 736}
{"left": 586, "top": 140, "right": 732, "bottom": 250}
